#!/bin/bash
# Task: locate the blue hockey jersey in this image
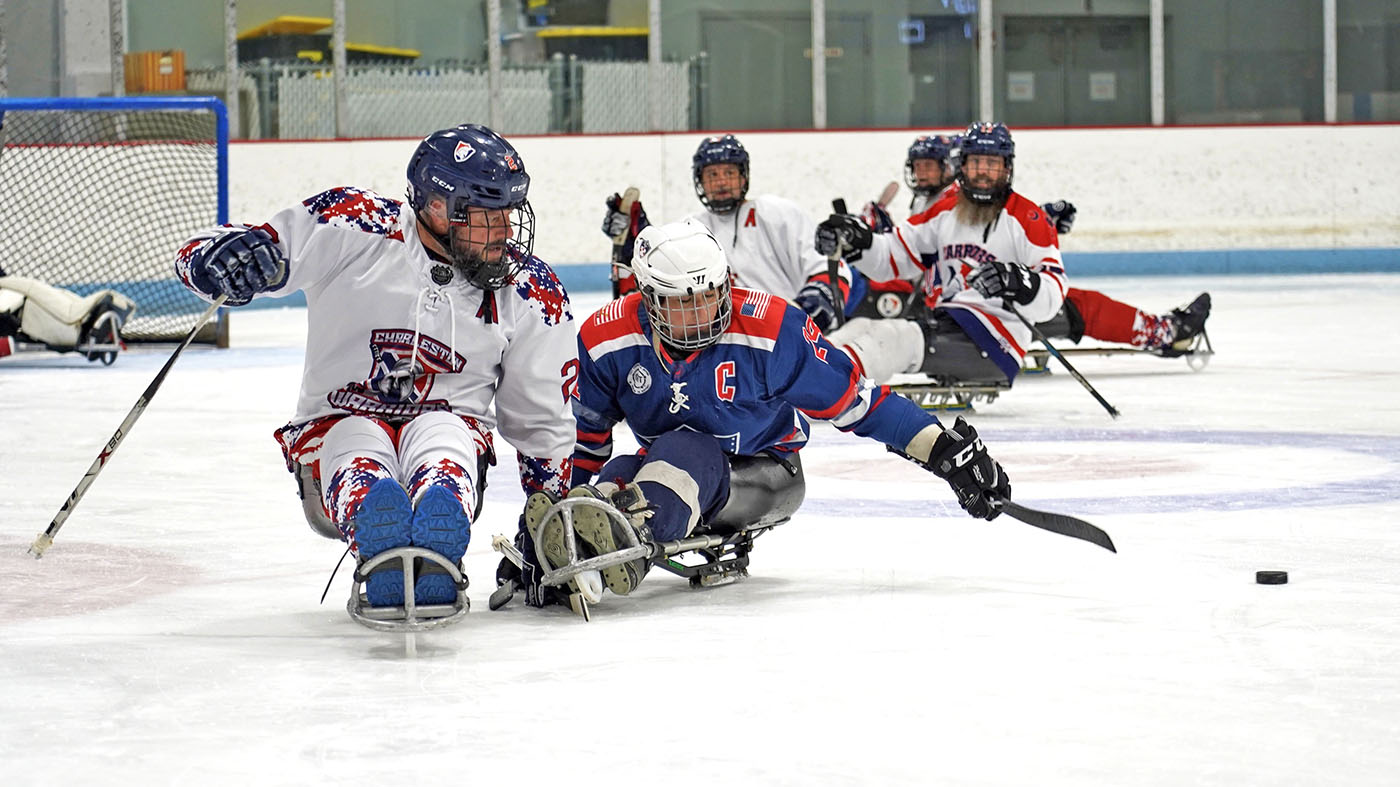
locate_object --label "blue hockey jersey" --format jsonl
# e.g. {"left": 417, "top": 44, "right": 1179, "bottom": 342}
{"left": 572, "top": 288, "right": 944, "bottom": 485}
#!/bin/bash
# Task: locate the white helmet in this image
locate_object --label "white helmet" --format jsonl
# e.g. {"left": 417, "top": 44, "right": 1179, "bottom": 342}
{"left": 631, "top": 219, "right": 732, "bottom": 351}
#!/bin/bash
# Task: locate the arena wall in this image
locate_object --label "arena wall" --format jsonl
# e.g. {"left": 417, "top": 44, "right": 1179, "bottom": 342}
{"left": 227, "top": 124, "right": 1400, "bottom": 292}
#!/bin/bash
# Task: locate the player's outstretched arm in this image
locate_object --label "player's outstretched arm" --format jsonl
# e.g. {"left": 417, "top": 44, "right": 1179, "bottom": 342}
{"left": 902, "top": 415, "right": 1010, "bottom": 521}
{"left": 175, "top": 226, "right": 287, "bottom": 306}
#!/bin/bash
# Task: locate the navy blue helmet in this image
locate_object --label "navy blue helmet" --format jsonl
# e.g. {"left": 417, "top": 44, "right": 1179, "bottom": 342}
{"left": 691, "top": 134, "right": 750, "bottom": 213}
{"left": 406, "top": 124, "right": 534, "bottom": 289}
{"left": 904, "top": 133, "right": 958, "bottom": 196}
{"left": 954, "top": 122, "right": 1015, "bottom": 204}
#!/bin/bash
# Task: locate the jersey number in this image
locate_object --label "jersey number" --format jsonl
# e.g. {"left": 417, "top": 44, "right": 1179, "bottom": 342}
{"left": 802, "top": 319, "right": 829, "bottom": 363}
{"left": 561, "top": 359, "right": 579, "bottom": 402}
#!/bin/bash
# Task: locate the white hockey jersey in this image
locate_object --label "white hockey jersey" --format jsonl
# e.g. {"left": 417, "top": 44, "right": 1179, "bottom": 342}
{"left": 859, "top": 188, "right": 1067, "bottom": 365}
{"left": 174, "top": 186, "right": 577, "bottom": 496}
{"left": 687, "top": 194, "right": 850, "bottom": 300}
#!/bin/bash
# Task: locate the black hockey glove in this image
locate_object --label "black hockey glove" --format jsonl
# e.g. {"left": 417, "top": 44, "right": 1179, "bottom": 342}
{"left": 926, "top": 416, "right": 1009, "bottom": 521}
{"left": 509, "top": 525, "right": 566, "bottom": 609}
{"left": 1041, "top": 200, "right": 1077, "bottom": 235}
{"left": 970, "top": 260, "right": 1040, "bottom": 306}
{"left": 795, "top": 280, "right": 841, "bottom": 332}
{"left": 815, "top": 213, "right": 873, "bottom": 261}
{"left": 191, "top": 227, "right": 287, "bottom": 306}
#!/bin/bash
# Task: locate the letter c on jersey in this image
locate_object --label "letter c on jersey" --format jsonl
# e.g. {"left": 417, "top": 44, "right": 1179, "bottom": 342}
{"left": 715, "top": 361, "right": 736, "bottom": 402}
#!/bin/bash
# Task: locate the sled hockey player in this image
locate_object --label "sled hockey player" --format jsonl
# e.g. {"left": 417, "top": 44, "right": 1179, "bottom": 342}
{"left": 173, "top": 124, "right": 577, "bottom": 628}
{"left": 861, "top": 133, "right": 1211, "bottom": 360}
{"left": 0, "top": 267, "right": 134, "bottom": 365}
{"left": 599, "top": 134, "right": 854, "bottom": 333}
{"left": 843, "top": 133, "right": 962, "bottom": 321}
{"left": 905, "top": 133, "right": 960, "bottom": 216}
{"left": 817, "top": 122, "right": 1067, "bottom": 387}
{"left": 501, "top": 218, "right": 1011, "bottom": 610}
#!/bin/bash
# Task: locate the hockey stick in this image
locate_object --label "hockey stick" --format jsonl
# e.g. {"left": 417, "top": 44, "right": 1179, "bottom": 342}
{"left": 827, "top": 198, "right": 847, "bottom": 329}
{"left": 609, "top": 187, "right": 640, "bottom": 300}
{"left": 877, "top": 180, "right": 899, "bottom": 209}
{"left": 1008, "top": 306, "right": 1120, "bottom": 419}
{"left": 28, "top": 295, "right": 228, "bottom": 558}
{"left": 992, "top": 498, "right": 1117, "bottom": 553}
{"left": 885, "top": 444, "right": 1116, "bottom": 553}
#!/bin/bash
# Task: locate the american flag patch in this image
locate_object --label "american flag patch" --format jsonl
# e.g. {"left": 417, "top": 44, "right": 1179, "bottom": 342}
{"left": 737, "top": 291, "right": 770, "bottom": 319}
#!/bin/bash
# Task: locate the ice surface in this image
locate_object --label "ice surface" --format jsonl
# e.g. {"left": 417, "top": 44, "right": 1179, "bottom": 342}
{"left": 3, "top": 275, "right": 1399, "bottom": 785}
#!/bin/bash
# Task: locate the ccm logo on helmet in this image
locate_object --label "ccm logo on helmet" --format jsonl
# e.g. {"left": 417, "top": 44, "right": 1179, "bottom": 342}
{"left": 454, "top": 141, "right": 475, "bottom": 162}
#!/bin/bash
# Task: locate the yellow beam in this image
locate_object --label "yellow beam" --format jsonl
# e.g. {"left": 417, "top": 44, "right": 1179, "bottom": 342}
{"left": 238, "top": 15, "right": 332, "bottom": 40}
{"left": 535, "top": 26, "right": 648, "bottom": 38}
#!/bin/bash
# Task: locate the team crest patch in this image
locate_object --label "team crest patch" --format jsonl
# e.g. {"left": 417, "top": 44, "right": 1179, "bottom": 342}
{"left": 454, "top": 141, "right": 475, "bottom": 162}
{"left": 876, "top": 292, "right": 905, "bottom": 318}
{"left": 627, "top": 364, "right": 652, "bottom": 394}
{"left": 635, "top": 237, "right": 651, "bottom": 258}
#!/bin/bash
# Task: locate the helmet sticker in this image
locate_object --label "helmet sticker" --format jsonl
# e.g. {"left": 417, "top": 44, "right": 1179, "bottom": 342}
{"left": 454, "top": 141, "right": 475, "bottom": 162}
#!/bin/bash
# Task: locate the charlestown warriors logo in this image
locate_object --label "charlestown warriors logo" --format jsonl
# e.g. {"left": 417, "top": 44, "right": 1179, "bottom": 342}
{"left": 327, "top": 329, "right": 467, "bottom": 418}
{"left": 627, "top": 363, "right": 652, "bottom": 394}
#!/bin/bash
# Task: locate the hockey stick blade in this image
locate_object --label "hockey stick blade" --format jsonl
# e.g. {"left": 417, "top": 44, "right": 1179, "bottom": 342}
{"left": 883, "top": 444, "right": 1115, "bottom": 552}
{"left": 993, "top": 498, "right": 1117, "bottom": 553}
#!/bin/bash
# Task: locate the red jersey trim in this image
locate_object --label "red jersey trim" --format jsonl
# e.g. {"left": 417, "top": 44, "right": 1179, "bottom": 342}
{"left": 729, "top": 288, "right": 786, "bottom": 340}
{"left": 579, "top": 292, "right": 645, "bottom": 350}
{"left": 1004, "top": 192, "right": 1059, "bottom": 248}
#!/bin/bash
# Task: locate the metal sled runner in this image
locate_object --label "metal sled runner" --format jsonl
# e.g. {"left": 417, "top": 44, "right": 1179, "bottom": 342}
{"left": 490, "top": 495, "right": 785, "bottom": 621}
{"left": 1021, "top": 329, "right": 1215, "bottom": 374}
{"left": 347, "top": 547, "right": 471, "bottom": 631}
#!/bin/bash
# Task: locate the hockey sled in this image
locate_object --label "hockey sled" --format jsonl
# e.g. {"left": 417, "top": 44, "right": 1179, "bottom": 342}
{"left": 649, "top": 520, "right": 785, "bottom": 589}
{"left": 1022, "top": 329, "right": 1214, "bottom": 375}
{"left": 489, "top": 494, "right": 787, "bottom": 621}
{"left": 890, "top": 380, "right": 1010, "bottom": 412}
{"left": 347, "top": 546, "right": 470, "bottom": 631}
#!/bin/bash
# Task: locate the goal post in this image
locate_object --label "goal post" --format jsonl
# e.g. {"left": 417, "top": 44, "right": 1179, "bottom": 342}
{"left": 0, "top": 96, "right": 230, "bottom": 344}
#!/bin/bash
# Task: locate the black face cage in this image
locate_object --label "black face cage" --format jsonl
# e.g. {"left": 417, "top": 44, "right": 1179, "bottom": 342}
{"left": 955, "top": 159, "right": 1013, "bottom": 205}
{"left": 643, "top": 280, "right": 733, "bottom": 352}
{"left": 693, "top": 163, "right": 749, "bottom": 214}
{"left": 447, "top": 200, "right": 535, "bottom": 290}
{"left": 905, "top": 158, "right": 949, "bottom": 195}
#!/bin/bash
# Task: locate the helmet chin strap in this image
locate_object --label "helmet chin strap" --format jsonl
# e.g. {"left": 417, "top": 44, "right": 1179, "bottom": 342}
{"left": 416, "top": 208, "right": 457, "bottom": 261}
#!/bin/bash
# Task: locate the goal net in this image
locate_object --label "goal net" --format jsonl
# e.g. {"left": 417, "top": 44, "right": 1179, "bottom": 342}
{"left": 0, "top": 97, "right": 229, "bottom": 343}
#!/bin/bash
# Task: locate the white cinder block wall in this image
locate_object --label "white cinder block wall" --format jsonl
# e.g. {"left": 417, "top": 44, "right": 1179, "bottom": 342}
{"left": 229, "top": 125, "right": 1400, "bottom": 269}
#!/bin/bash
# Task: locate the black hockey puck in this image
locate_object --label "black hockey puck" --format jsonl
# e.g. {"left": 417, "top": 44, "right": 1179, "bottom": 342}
{"left": 1256, "top": 570, "right": 1288, "bottom": 585}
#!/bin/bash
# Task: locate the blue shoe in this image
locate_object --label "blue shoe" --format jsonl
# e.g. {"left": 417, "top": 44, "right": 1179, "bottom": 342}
{"left": 410, "top": 486, "right": 472, "bottom": 605}
{"left": 353, "top": 478, "right": 414, "bottom": 606}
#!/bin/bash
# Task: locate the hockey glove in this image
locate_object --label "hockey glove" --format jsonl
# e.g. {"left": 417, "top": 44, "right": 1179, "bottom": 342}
{"left": 602, "top": 194, "right": 650, "bottom": 263}
{"left": 815, "top": 213, "right": 873, "bottom": 261}
{"left": 925, "top": 416, "right": 1009, "bottom": 521}
{"left": 1041, "top": 200, "right": 1077, "bottom": 235}
{"left": 508, "top": 525, "right": 566, "bottom": 609}
{"left": 860, "top": 200, "right": 895, "bottom": 233}
{"left": 190, "top": 227, "right": 287, "bottom": 306}
{"left": 795, "top": 280, "right": 841, "bottom": 332}
{"left": 970, "top": 260, "right": 1041, "bottom": 306}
